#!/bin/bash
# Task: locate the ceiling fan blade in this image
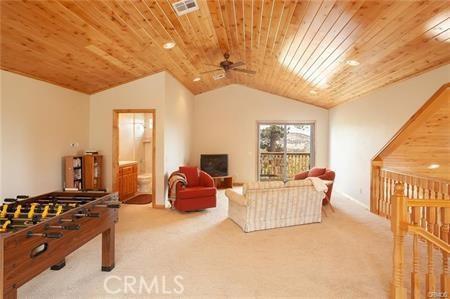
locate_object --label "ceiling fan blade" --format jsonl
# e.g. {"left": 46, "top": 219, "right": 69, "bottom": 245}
{"left": 229, "top": 61, "right": 245, "bottom": 69}
{"left": 199, "top": 69, "right": 223, "bottom": 74}
{"left": 232, "top": 68, "right": 256, "bottom": 74}
{"left": 204, "top": 63, "right": 220, "bottom": 67}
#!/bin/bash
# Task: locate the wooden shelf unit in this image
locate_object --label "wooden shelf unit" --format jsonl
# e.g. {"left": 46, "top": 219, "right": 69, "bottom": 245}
{"left": 64, "top": 155, "right": 104, "bottom": 191}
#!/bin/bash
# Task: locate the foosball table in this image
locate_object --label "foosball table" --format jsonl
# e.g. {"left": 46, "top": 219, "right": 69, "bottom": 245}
{"left": 0, "top": 191, "right": 120, "bottom": 299}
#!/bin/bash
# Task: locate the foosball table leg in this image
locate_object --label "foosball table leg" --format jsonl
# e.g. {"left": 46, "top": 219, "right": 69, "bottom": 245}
{"left": 50, "top": 259, "right": 66, "bottom": 271}
{"left": 101, "top": 225, "right": 115, "bottom": 272}
{"left": 3, "top": 287, "right": 17, "bottom": 299}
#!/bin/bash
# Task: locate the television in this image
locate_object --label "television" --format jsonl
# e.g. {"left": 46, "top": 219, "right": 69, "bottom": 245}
{"left": 200, "top": 154, "right": 228, "bottom": 177}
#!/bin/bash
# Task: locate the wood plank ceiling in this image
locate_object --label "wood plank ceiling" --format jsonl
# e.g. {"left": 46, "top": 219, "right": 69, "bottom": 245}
{"left": 1, "top": 0, "right": 449, "bottom": 108}
{"left": 377, "top": 84, "right": 450, "bottom": 180}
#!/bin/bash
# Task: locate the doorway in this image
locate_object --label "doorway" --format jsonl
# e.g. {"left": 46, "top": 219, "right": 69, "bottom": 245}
{"left": 257, "top": 122, "right": 315, "bottom": 181}
{"left": 112, "top": 109, "right": 156, "bottom": 207}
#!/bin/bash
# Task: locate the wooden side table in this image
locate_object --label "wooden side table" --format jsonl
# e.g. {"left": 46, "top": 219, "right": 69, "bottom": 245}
{"left": 213, "top": 176, "right": 233, "bottom": 189}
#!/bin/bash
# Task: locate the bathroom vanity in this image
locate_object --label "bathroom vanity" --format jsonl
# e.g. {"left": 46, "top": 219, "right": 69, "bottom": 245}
{"left": 118, "top": 161, "right": 138, "bottom": 201}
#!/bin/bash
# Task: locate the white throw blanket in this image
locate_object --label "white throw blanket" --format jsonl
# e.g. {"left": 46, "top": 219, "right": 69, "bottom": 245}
{"left": 305, "top": 177, "right": 328, "bottom": 192}
{"left": 168, "top": 172, "right": 187, "bottom": 208}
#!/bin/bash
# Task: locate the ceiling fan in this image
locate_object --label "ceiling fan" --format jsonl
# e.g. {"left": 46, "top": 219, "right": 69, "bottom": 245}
{"left": 200, "top": 52, "right": 256, "bottom": 77}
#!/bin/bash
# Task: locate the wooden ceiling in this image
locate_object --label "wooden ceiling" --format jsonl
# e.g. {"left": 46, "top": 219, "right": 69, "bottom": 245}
{"left": 1, "top": 0, "right": 449, "bottom": 108}
{"left": 376, "top": 84, "right": 450, "bottom": 180}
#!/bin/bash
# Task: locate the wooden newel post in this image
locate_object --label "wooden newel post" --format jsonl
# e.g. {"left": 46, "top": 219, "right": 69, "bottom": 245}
{"left": 391, "top": 183, "right": 407, "bottom": 299}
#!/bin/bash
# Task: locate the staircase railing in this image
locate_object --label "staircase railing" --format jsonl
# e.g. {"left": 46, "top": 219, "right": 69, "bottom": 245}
{"left": 391, "top": 183, "right": 449, "bottom": 298}
{"left": 371, "top": 165, "right": 450, "bottom": 218}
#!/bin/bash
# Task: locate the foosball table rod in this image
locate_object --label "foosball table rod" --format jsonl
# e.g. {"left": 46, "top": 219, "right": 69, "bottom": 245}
{"left": 26, "top": 231, "right": 63, "bottom": 239}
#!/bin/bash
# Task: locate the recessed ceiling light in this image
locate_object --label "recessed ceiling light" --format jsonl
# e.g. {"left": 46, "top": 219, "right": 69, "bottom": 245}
{"left": 346, "top": 60, "right": 360, "bottom": 66}
{"left": 428, "top": 163, "right": 440, "bottom": 169}
{"left": 310, "top": 90, "right": 318, "bottom": 95}
{"left": 193, "top": 77, "right": 201, "bottom": 82}
{"left": 163, "top": 41, "right": 176, "bottom": 49}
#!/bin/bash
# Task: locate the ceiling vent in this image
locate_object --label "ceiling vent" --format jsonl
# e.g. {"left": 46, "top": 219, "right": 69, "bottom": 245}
{"left": 172, "top": 0, "right": 199, "bottom": 16}
{"left": 213, "top": 72, "right": 225, "bottom": 80}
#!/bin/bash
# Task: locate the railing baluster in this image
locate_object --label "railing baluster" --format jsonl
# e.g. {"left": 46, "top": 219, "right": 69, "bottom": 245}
{"left": 426, "top": 240, "right": 436, "bottom": 296}
{"left": 411, "top": 206, "right": 421, "bottom": 299}
{"left": 441, "top": 207, "right": 450, "bottom": 294}
{"left": 379, "top": 172, "right": 385, "bottom": 216}
{"left": 391, "top": 183, "right": 407, "bottom": 298}
{"left": 426, "top": 196, "right": 437, "bottom": 296}
{"left": 386, "top": 177, "right": 392, "bottom": 216}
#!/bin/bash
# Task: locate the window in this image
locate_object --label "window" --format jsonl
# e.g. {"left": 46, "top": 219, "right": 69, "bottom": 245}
{"left": 257, "top": 122, "right": 315, "bottom": 181}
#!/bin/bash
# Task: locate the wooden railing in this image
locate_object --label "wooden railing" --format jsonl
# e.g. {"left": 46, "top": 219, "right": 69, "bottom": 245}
{"left": 259, "top": 152, "right": 310, "bottom": 180}
{"left": 391, "top": 183, "right": 449, "bottom": 298}
{"left": 371, "top": 164, "right": 450, "bottom": 218}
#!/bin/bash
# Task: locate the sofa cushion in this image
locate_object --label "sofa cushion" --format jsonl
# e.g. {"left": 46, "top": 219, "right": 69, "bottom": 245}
{"left": 243, "top": 181, "right": 284, "bottom": 195}
{"left": 308, "top": 167, "right": 326, "bottom": 177}
{"left": 179, "top": 166, "right": 200, "bottom": 187}
{"left": 178, "top": 186, "right": 216, "bottom": 200}
{"left": 285, "top": 180, "right": 313, "bottom": 188}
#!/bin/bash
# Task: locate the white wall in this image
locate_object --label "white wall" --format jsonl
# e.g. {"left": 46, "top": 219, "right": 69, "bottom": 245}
{"left": 329, "top": 64, "right": 450, "bottom": 207}
{"left": 89, "top": 73, "right": 166, "bottom": 205}
{"left": 193, "top": 84, "right": 329, "bottom": 183}
{"left": 118, "top": 113, "right": 136, "bottom": 161}
{"left": 1, "top": 70, "right": 90, "bottom": 198}
{"left": 164, "top": 73, "right": 194, "bottom": 182}
{"left": 0, "top": 71, "right": 3, "bottom": 197}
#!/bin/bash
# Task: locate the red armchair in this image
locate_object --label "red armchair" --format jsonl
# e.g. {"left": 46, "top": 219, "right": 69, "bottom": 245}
{"left": 294, "top": 167, "right": 335, "bottom": 205}
{"left": 173, "top": 166, "right": 217, "bottom": 212}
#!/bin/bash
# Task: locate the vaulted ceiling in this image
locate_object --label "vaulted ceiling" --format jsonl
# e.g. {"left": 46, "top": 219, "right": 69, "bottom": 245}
{"left": 1, "top": 0, "right": 449, "bottom": 108}
{"left": 376, "top": 84, "right": 450, "bottom": 180}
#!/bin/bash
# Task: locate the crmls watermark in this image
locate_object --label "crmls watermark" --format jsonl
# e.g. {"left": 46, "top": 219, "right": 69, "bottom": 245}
{"left": 104, "top": 275, "right": 185, "bottom": 295}
{"left": 428, "top": 291, "right": 448, "bottom": 298}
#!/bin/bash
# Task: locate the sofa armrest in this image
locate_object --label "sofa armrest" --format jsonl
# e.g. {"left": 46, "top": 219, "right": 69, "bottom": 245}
{"left": 294, "top": 171, "right": 309, "bottom": 180}
{"left": 225, "top": 189, "right": 247, "bottom": 206}
{"left": 318, "top": 171, "right": 335, "bottom": 181}
{"left": 199, "top": 171, "right": 215, "bottom": 187}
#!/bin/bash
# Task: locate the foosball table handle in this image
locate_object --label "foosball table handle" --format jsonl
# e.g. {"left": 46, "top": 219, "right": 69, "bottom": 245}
{"left": 96, "top": 203, "right": 120, "bottom": 209}
{"left": 45, "top": 224, "right": 80, "bottom": 231}
{"left": 62, "top": 224, "right": 80, "bottom": 230}
{"left": 59, "top": 218, "right": 74, "bottom": 222}
{"left": 27, "top": 231, "right": 64, "bottom": 239}
{"left": 45, "top": 232, "right": 64, "bottom": 239}
{"left": 75, "top": 212, "right": 100, "bottom": 218}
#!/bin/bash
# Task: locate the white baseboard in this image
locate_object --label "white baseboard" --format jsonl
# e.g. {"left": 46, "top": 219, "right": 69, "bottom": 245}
{"left": 336, "top": 191, "right": 369, "bottom": 210}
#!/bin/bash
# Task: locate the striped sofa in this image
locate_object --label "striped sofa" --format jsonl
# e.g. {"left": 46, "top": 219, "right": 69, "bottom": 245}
{"left": 225, "top": 180, "right": 325, "bottom": 232}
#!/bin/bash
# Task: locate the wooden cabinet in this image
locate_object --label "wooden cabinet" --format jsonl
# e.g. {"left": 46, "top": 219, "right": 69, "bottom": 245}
{"left": 213, "top": 176, "right": 233, "bottom": 189}
{"left": 64, "top": 155, "right": 104, "bottom": 191}
{"left": 118, "top": 163, "right": 138, "bottom": 201}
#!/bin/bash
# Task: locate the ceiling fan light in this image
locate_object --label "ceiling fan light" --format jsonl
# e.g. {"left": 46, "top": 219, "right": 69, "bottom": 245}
{"left": 163, "top": 41, "right": 176, "bottom": 49}
{"left": 193, "top": 77, "right": 201, "bottom": 82}
{"left": 346, "top": 59, "right": 360, "bottom": 66}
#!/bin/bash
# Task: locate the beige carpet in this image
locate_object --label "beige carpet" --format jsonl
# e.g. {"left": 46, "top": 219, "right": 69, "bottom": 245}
{"left": 20, "top": 189, "right": 392, "bottom": 298}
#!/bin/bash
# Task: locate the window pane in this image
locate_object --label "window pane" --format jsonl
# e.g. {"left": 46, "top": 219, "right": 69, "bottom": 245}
{"left": 259, "top": 124, "right": 285, "bottom": 181}
{"left": 285, "top": 125, "right": 311, "bottom": 179}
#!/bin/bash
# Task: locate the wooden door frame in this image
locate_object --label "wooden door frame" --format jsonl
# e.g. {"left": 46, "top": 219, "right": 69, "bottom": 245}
{"left": 112, "top": 109, "right": 156, "bottom": 208}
